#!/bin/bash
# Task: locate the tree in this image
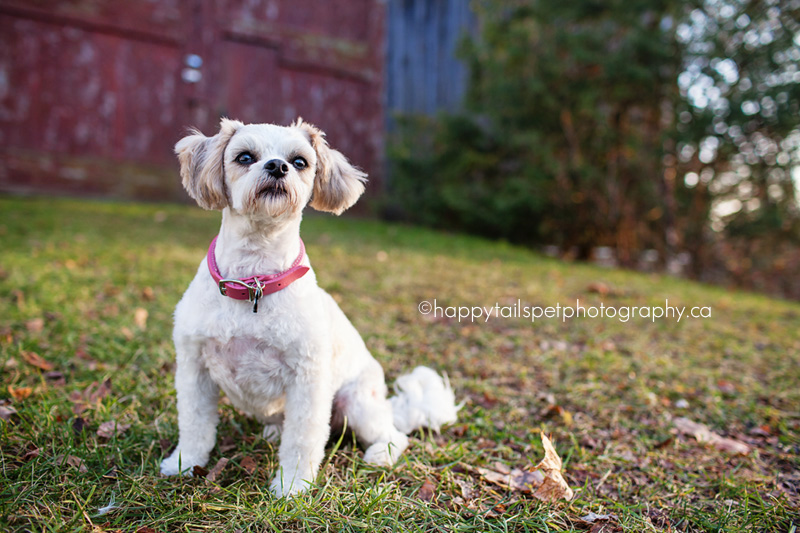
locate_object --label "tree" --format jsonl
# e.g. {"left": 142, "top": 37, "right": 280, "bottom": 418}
{"left": 388, "top": 0, "right": 800, "bottom": 295}
{"left": 673, "top": 0, "right": 800, "bottom": 289}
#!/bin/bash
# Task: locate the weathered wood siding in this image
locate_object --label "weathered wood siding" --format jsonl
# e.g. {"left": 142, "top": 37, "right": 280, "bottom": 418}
{"left": 385, "top": 0, "right": 476, "bottom": 123}
{"left": 0, "top": 0, "right": 386, "bottom": 202}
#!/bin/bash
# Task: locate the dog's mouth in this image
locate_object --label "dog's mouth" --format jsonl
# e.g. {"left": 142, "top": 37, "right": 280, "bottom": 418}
{"left": 258, "top": 181, "right": 287, "bottom": 197}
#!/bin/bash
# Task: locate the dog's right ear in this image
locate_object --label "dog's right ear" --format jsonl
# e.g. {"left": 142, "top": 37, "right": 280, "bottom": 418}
{"left": 175, "top": 118, "right": 243, "bottom": 210}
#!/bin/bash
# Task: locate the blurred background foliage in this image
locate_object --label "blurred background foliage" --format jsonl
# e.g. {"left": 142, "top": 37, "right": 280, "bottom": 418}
{"left": 388, "top": 0, "right": 800, "bottom": 299}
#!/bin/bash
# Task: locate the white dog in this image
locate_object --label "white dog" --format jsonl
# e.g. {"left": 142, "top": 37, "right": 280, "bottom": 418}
{"left": 159, "top": 118, "right": 458, "bottom": 497}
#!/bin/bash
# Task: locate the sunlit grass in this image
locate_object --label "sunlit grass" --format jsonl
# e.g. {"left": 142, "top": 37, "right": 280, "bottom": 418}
{"left": 1, "top": 196, "right": 798, "bottom": 531}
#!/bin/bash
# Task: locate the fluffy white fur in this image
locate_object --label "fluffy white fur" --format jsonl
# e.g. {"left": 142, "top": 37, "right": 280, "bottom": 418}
{"left": 160, "top": 118, "right": 458, "bottom": 498}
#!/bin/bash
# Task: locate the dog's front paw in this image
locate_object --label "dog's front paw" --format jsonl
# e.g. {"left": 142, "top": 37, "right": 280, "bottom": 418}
{"left": 363, "top": 432, "right": 409, "bottom": 466}
{"left": 160, "top": 451, "right": 205, "bottom": 476}
{"left": 270, "top": 470, "right": 313, "bottom": 498}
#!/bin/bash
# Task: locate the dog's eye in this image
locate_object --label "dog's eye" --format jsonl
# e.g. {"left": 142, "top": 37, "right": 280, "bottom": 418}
{"left": 291, "top": 157, "right": 307, "bottom": 170}
{"left": 235, "top": 152, "right": 256, "bottom": 165}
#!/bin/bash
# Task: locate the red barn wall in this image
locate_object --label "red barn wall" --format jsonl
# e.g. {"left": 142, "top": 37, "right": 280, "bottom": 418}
{"left": 0, "top": 0, "right": 385, "bottom": 202}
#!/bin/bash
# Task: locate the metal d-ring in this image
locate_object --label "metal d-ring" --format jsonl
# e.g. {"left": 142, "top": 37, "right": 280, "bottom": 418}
{"left": 251, "top": 278, "right": 264, "bottom": 313}
{"left": 218, "top": 278, "right": 257, "bottom": 300}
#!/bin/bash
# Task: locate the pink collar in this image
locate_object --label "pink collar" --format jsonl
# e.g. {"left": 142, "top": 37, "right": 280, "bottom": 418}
{"left": 206, "top": 236, "right": 310, "bottom": 312}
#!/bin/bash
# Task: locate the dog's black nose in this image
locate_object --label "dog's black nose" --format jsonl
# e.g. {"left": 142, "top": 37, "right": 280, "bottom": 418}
{"left": 264, "top": 159, "right": 289, "bottom": 178}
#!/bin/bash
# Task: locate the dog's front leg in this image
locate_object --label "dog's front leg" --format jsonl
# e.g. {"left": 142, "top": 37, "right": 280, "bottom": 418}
{"left": 270, "top": 367, "right": 333, "bottom": 498}
{"left": 160, "top": 338, "right": 220, "bottom": 476}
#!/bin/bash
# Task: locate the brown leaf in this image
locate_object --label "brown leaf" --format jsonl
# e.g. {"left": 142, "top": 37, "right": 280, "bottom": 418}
{"left": 417, "top": 479, "right": 436, "bottom": 502}
{"left": 72, "top": 417, "right": 89, "bottom": 434}
{"left": 653, "top": 436, "right": 674, "bottom": 449}
{"left": 540, "top": 404, "right": 573, "bottom": 426}
{"left": 141, "top": 287, "right": 155, "bottom": 301}
{"left": 455, "top": 478, "right": 475, "bottom": 500}
{"left": 69, "top": 380, "right": 112, "bottom": 414}
{"left": 56, "top": 454, "right": 88, "bottom": 473}
{"left": 21, "top": 445, "right": 40, "bottom": 462}
{"left": 205, "top": 457, "right": 229, "bottom": 483}
{"left": 120, "top": 326, "right": 134, "bottom": 340}
{"left": 451, "top": 424, "right": 468, "bottom": 437}
{"left": 240, "top": 455, "right": 257, "bottom": 475}
{"left": 587, "top": 282, "right": 611, "bottom": 296}
{"left": 70, "top": 394, "right": 88, "bottom": 415}
{"left": 579, "top": 512, "right": 618, "bottom": 523}
{"left": 97, "top": 421, "right": 131, "bottom": 439}
{"left": 219, "top": 435, "right": 237, "bottom": 453}
{"left": 136, "top": 528, "right": 157, "bottom": 533}
{"left": 0, "top": 405, "right": 17, "bottom": 420}
{"left": 532, "top": 433, "right": 574, "bottom": 502}
{"left": 674, "top": 417, "right": 751, "bottom": 455}
{"left": 192, "top": 465, "right": 209, "bottom": 477}
{"left": 477, "top": 433, "right": 573, "bottom": 502}
{"left": 8, "top": 385, "right": 32, "bottom": 401}
{"left": 45, "top": 371, "right": 66, "bottom": 387}
{"left": 587, "top": 522, "right": 623, "bottom": 533}
{"left": 716, "top": 380, "right": 736, "bottom": 395}
{"left": 20, "top": 350, "right": 53, "bottom": 371}
{"left": 89, "top": 379, "right": 112, "bottom": 403}
{"left": 25, "top": 318, "right": 44, "bottom": 333}
{"left": 134, "top": 308, "right": 148, "bottom": 330}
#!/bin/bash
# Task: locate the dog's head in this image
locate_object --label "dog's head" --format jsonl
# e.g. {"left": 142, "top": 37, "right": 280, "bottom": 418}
{"left": 175, "top": 118, "right": 367, "bottom": 220}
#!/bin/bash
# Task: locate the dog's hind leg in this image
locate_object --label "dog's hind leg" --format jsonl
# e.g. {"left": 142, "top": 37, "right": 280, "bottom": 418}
{"left": 336, "top": 359, "right": 409, "bottom": 466}
{"left": 160, "top": 338, "right": 220, "bottom": 476}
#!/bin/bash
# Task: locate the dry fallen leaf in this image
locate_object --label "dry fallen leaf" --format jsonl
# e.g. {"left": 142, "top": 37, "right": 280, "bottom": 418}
{"left": 580, "top": 512, "right": 618, "bottom": 523}
{"left": 88, "top": 379, "right": 112, "bottom": 403}
{"left": 134, "top": 308, "right": 148, "bottom": 330}
{"left": 240, "top": 455, "right": 258, "bottom": 475}
{"left": 120, "top": 326, "right": 135, "bottom": 340}
{"left": 418, "top": 479, "right": 436, "bottom": 502}
{"left": 674, "top": 417, "right": 751, "bottom": 455}
{"left": 540, "top": 404, "right": 573, "bottom": 426}
{"left": 97, "top": 421, "right": 131, "bottom": 439}
{"left": 478, "top": 465, "right": 545, "bottom": 491}
{"left": 21, "top": 445, "right": 40, "bottom": 462}
{"left": 578, "top": 512, "right": 623, "bottom": 533}
{"left": 532, "top": 433, "right": 575, "bottom": 502}
{"left": 44, "top": 371, "right": 66, "bottom": 387}
{"left": 20, "top": 350, "right": 54, "bottom": 371}
{"left": 587, "top": 282, "right": 612, "bottom": 296}
{"left": 141, "top": 287, "right": 155, "bottom": 301}
{"left": 56, "top": 454, "right": 88, "bottom": 473}
{"left": 0, "top": 405, "right": 17, "bottom": 420}
{"left": 477, "top": 433, "right": 574, "bottom": 502}
{"left": 25, "top": 318, "right": 45, "bottom": 333}
{"left": 72, "top": 417, "right": 89, "bottom": 434}
{"left": 70, "top": 379, "right": 112, "bottom": 414}
{"left": 205, "top": 457, "right": 229, "bottom": 483}
{"left": 8, "top": 385, "right": 33, "bottom": 401}
{"left": 455, "top": 478, "right": 475, "bottom": 500}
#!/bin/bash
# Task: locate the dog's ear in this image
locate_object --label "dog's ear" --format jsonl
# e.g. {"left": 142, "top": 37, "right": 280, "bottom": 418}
{"left": 293, "top": 118, "right": 367, "bottom": 215}
{"left": 175, "top": 118, "right": 243, "bottom": 210}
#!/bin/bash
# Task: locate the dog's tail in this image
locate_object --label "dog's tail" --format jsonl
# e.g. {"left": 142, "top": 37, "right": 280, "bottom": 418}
{"left": 389, "top": 366, "right": 459, "bottom": 434}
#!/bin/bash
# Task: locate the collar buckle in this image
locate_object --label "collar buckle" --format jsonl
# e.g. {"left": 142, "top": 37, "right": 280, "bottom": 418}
{"left": 218, "top": 278, "right": 261, "bottom": 302}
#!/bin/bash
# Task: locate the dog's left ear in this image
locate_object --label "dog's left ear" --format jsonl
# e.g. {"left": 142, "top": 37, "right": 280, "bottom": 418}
{"left": 293, "top": 118, "right": 367, "bottom": 215}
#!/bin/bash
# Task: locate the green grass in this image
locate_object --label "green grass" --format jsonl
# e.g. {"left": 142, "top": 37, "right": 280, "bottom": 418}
{"left": 1, "top": 196, "right": 798, "bottom": 532}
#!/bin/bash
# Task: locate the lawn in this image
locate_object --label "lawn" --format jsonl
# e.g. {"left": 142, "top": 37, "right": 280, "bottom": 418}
{"left": 1, "top": 196, "right": 798, "bottom": 532}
